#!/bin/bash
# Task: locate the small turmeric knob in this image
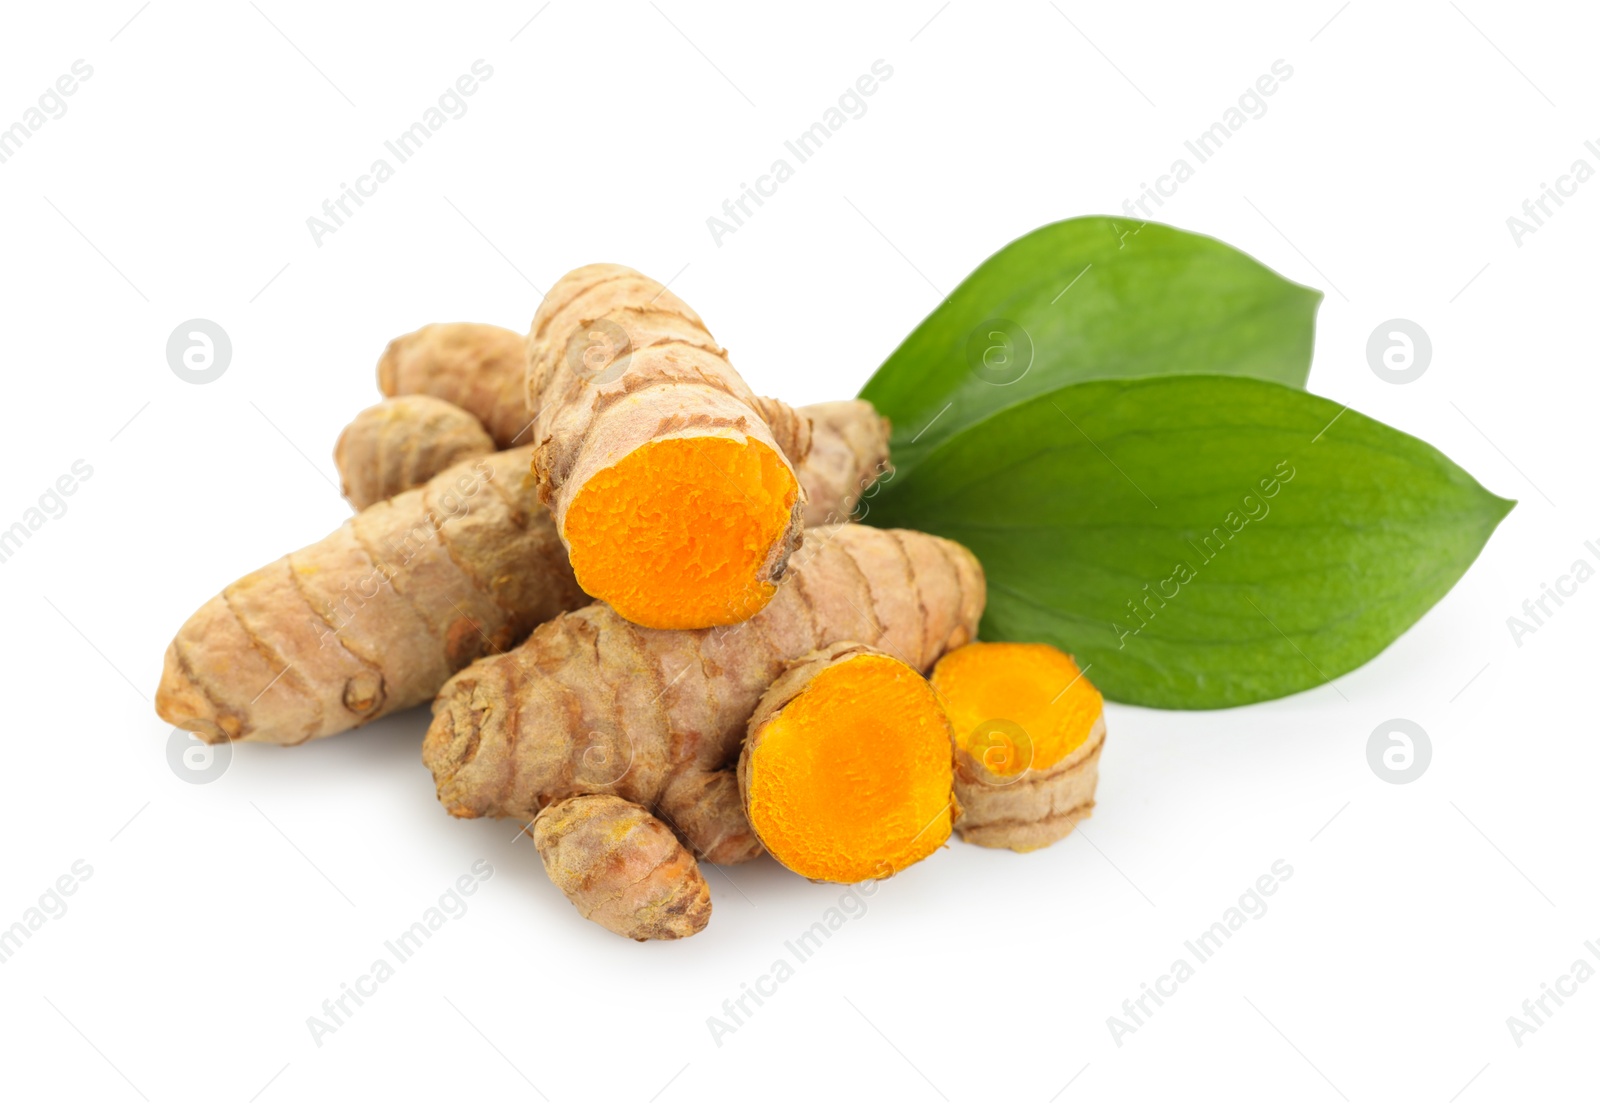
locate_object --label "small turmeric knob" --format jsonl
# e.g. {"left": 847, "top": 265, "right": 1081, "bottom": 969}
{"left": 930, "top": 642, "right": 1106, "bottom": 852}
{"left": 532, "top": 795, "right": 712, "bottom": 941}
{"left": 334, "top": 395, "right": 494, "bottom": 510}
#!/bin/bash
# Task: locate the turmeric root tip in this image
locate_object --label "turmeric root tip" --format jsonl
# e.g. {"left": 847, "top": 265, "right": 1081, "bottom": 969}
{"left": 334, "top": 395, "right": 495, "bottom": 510}
{"left": 377, "top": 322, "right": 529, "bottom": 449}
{"left": 563, "top": 434, "right": 801, "bottom": 629}
{"left": 930, "top": 642, "right": 1106, "bottom": 852}
{"left": 739, "top": 644, "right": 956, "bottom": 884}
{"left": 798, "top": 399, "right": 891, "bottom": 527}
{"left": 533, "top": 795, "right": 712, "bottom": 941}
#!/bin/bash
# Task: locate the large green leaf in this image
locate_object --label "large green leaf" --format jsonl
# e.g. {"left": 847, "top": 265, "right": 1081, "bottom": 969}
{"left": 868, "top": 376, "right": 1513, "bottom": 709}
{"left": 859, "top": 217, "right": 1323, "bottom": 477}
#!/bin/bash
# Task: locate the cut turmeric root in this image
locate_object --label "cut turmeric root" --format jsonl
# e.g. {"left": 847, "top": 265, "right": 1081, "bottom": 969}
{"left": 525, "top": 264, "right": 811, "bottom": 630}
{"left": 153, "top": 277, "right": 1132, "bottom": 945}
{"left": 344, "top": 373, "right": 890, "bottom": 524}
{"left": 930, "top": 642, "right": 1106, "bottom": 852}
{"left": 560, "top": 434, "right": 797, "bottom": 630}
{"left": 365, "top": 315, "right": 889, "bottom": 526}
{"left": 423, "top": 524, "right": 984, "bottom": 936}
{"left": 739, "top": 643, "right": 956, "bottom": 884}
{"left": 157, "top": 400, "right": 895, "bottom": 747}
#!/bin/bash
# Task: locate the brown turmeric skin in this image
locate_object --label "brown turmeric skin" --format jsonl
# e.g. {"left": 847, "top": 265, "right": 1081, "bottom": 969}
{"left": 334, "top": 387, "right": 891, "bottom": 525}
{"left": 525, "top": 264, "right": 813, "bottom": 630}
{"left": 155, "top": 448, "right": 584, "bottom": 746}
{"left": 335, "top": 395, "right": 495, "bottom": 510}
{"left": 423, "top": 524, "right": 984, "bottom": 937}
{"left": 796, "top": 400, "right": 891, "bottom": 527}
{"left": 378, "top": 322, "right": 529, "bottom": 449}
{"left": 363, "top": 313, "right": 896, "bottom": 521}
{"left": 157, "top": 402, "right": 895, "bottom": 747}
{"left": 534, "top": 795, "right": 712, "bottom": 941}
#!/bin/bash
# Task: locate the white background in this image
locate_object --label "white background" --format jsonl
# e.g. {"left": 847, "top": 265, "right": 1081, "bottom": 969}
{"left": 0, "top": 2, "right": 1594, "bottom": 1101}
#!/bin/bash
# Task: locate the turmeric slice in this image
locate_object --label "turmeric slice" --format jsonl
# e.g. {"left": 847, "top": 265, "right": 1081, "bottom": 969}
{"left": 525, "top": 264, "right": 811, "bottom": 629}
{"left": 930, "top": 642, "right": 1106, "bottom": 852}
{"left": 739, "top": 644, "right": 957, "bottom": 884}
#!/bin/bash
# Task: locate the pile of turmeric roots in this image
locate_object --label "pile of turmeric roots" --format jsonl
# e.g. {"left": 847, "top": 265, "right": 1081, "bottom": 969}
{"left": 155, "top": 265, "right": 1109, "bottom": 940}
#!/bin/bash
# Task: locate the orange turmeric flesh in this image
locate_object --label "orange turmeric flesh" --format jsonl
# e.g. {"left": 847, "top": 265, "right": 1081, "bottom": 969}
{"left": 931, "top": 642, "right": 1102, "bottom": 779}
{"left": 743, "top": 654, "right": 954, "bottom": 883}
{"left": 562, "top": 435, "right": 800, "bottom": 629}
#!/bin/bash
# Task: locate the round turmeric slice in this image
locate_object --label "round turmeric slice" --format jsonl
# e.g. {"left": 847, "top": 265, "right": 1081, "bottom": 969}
{"left": 930, "top": 641, "right": 1106, "bottom": 852}
{"left": 739, "top": 644, "right": 956, "bottom": 883}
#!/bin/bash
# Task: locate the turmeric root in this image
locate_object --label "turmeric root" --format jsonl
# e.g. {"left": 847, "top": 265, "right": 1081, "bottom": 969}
{"left": 797, "top": 400, "right": 891, "bottom": 527}
{"left": 337, "top": 381, "right": 891, "bottom": 523}
{"left": 534, "top": 795, "right": 711, "bottom": 940}
{"left": 422, "top": 524, "right": 984, "bottom": 936}
{"left": 739, "top": 643, "right": 956, "bottom": 884}
{"left": 525, "top": 264, "right": 811, "bottom": 630}
{"left": 334, "top": 395, "right": 495, "bottom": 510}
{"left": 930, "top": 642, "right": 1106, "bottom": 852}
{"left": 378, "top": 322, "right": 528, "bottom": 448}
{"left": 155, "top": 448, "right": 584, "bottom": 746}
{"left": 157, "top": 407, "right": 894, "bottom": 746}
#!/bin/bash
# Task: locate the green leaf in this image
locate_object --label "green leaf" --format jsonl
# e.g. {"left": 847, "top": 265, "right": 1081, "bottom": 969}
{"left": 859, "top": 217, "right": 1323, "bottom": 477}
{"left": 867, "top": 376, "right": 1513, "bottom": 709}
